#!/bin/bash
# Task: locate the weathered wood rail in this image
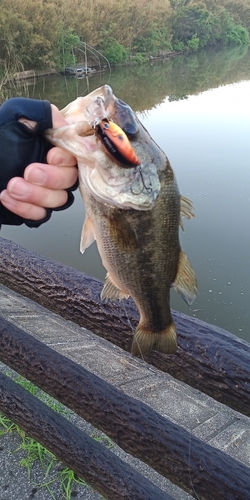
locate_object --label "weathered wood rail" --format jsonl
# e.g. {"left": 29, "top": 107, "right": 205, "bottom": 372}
{"left": 0, "top": 236, "right": 249, "bottom": 417}
{"left": 1, "top": 317, "right": 250, "bottom": 500}
{"left": 0, "top": 373, "right": 171, "bottom": 500}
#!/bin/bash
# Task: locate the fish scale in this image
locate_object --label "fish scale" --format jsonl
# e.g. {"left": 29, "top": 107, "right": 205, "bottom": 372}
{"left": 45, "top": 85, "right": 197, "bottom": 356}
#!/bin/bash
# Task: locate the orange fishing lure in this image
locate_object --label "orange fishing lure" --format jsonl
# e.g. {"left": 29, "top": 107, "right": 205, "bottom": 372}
{"left": 95, "top": 119, "right": 141, "bottom": 167}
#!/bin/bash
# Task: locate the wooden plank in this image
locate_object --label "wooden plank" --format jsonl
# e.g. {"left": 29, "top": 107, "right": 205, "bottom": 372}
{"left": 0, "top": 236, "right": 250, "bottom": 416}
{"left": 0, "top": 317, "right": 250, "bottom": 500}
{"left": 0, "top": 373, "right": 172, "bottom": 500}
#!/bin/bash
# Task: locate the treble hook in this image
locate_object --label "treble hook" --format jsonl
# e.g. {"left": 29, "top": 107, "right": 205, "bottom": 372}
{"left": 131, "top": 166, "right": 153, "bottom": 196}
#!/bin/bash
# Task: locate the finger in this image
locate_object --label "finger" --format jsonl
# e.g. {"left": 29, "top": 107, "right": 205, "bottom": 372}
{"left": 4, "top": 177, "right": 68, "bottom": 208}
{"left": 46, "top": 146, "right": 77, "bottom": 167}
{"left": 0, "top": 189, "right": 47, "bottom": 221}
{"left": 24, "top": 163, "right": 78, "bottom": 190}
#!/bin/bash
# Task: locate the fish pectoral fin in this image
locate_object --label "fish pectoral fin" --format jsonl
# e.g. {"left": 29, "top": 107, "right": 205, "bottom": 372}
{"left": 101, "top": 273, "right": 129, "bottom": 301}
{"left": 131, "top": 321, "right": 178, "bottom": 356}
{"left": 80, "top": 216, "right": 96, "bottom": 254}
{"left": 180, "top": 195, "right": 195, "bottom": 230}
{"left": 173, "top": 250, "right": 198, "bottom": 306}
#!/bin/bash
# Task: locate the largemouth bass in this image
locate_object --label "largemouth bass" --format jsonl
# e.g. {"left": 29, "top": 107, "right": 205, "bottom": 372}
{"left": 45, "top": 85, "right": 197, "bottom": 356}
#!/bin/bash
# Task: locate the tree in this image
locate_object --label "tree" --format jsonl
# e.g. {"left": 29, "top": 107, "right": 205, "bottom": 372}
{"left": 55, "top": 28, "right": 81, "bottom": 70}
{"left": 171, "top": 4, "right": 213, "bottom": 50}
{"left": 100, "top": 27, "right": 128, "bottom": 63}
{"left": 132, "top": 24, "right": 172, "bottom": 55}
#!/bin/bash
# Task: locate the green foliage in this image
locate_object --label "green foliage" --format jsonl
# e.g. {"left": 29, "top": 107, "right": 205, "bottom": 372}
{"left": 133, "top": 24, "right": 172, "bottom": 56}
{"left": 0, "top": 0, "right": 58, "bottom": 69}
{"left": 103, "top": 39, "right": 128, "bottom": 64}
{"left": 171, "top": 4, "right": 215, "bottom": 50}
{"left": 99, "top": 24, "right": 128, "bottom": 63}
{"left": 171, "top": 3, "right": 249, "bottom": 51}
{"left": 55, "top": 28, "right": 81, "bottom": 71}
{"left": 187, "top": 34, "right": 200, "bottom": 51}
{"left": 0, "top": 0, "right": 249, "bottom": 73}
{"left": 59, "top": 468, "right": 88, "bottom": 500}
{"left": 100, "top": 27, "right": 128, "bottom": 64}
{"left": 130, "top": 53, "right": 148, "bottom": 65}
{"left": 225, "top": 21, "right": 249, "bottom": 45}
{"left": 203, "top": 9, "right": 248, "bottom": 46}
{"left": 172, "top": 40, "right": 185, "bottom": 51}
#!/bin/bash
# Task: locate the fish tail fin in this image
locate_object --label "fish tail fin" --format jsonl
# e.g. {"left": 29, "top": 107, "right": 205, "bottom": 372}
{"left": 131, "top": 321, "right": 177, "bottom": 356}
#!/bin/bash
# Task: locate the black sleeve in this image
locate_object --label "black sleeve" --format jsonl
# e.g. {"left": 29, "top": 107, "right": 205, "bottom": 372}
{"left": 0, "top": 98, "right": 76, "bottom": 228}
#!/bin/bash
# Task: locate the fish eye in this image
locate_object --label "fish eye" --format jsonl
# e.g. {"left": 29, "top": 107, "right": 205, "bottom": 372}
{"left": 123, "top": 124, "right": 139, "bottom": 141}
{"left": 115, "top": 99, "right": 139, "bottom": 140}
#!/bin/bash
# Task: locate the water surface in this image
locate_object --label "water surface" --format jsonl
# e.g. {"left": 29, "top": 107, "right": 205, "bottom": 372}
{"left": 2, "top": 47, "right": 250, "bottom": 342}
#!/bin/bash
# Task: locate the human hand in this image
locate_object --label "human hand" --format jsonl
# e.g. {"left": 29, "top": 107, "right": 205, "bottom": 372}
{"left": 0, "top": 102, "right": 78, "bottom": 226}
{"left": 0, "top": 147, "right": 78, "bottom": 222}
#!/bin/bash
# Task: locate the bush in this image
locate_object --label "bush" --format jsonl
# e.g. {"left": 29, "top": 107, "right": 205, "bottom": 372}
{"left": 172, "top": 39, "right": 185, "bottom": 51}
{"left": 130, "top": 52, "right": 148, "bottom": 65}
{"left": 171, "top": 5, "right": 250, "bottom": 51}
{"left": 225, "top": 23, "right": 249, "bottom": 46}
{"left": 187, "top": 35, "right": 200, "bottom": 51}
{"left": 133, "top": 25, "right": 172, "bottom": 56}
{"left": 55, "top": 28, "right": 81, "bottom": 70}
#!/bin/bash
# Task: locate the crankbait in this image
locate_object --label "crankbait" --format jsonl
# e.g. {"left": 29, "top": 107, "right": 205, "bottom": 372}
{"left": 95, "top": 119, "right": 141, "bottom": 167}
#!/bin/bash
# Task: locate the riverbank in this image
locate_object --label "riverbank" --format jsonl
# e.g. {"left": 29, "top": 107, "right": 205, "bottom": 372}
{"left": 7, "top": 68, "right": 58, "bottom": 82}
{"left": 6, "top": 50, "right": 182, "bottom": 83}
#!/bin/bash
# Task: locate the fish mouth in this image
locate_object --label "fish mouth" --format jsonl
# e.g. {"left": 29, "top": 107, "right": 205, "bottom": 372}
{"left": 60, "top": 85, "right": 114, "bottom": 129}
{"left": 63, "top": 85, "right": 141, "bottom": 167}
{"left": 89, "top": 89, "right": 139, "bottom": 139}
{"left": 60, "top": 84, "right": 139, "bottom": 141}
{"left": 84, "top": 85, "right": 115, "bottom": 128}
{"left": 47, "top": 85, "right": 162, "bottom": 211}
{"left": 69, "top": 85, "right": 139, "bottom": 135}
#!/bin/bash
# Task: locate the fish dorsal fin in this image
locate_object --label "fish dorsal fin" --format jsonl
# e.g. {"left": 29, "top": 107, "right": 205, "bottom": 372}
{"left": 173, "top": 250, "right": 198, "bottom": 306}
{"left": 80, "top": 215, "right": 96, "bottom": 254}
{"left": 101, "top": 273, "right": 129, "bottom": 301}
{"left": 179, "top": 195, "right": 195, "bottom": 230}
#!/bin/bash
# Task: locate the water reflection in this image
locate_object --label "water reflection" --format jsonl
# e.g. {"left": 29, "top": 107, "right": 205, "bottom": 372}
{"left": 2, "top": 47, "right": 250, "bottom": 343}
{"left": 23, "top": 45, "right": 250, "bottom": 112}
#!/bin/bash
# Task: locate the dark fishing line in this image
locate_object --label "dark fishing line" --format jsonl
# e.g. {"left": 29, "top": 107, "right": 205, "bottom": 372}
{"left": 120, "top": 301, "right": 145, "bottom": 361}
{"left": 188, "top": 429, "right": 201, "bottom": 500}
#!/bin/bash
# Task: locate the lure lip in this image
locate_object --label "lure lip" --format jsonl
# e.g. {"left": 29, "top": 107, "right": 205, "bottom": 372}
{"left": 95, "top": 119, "right": 141, "bottom": 168}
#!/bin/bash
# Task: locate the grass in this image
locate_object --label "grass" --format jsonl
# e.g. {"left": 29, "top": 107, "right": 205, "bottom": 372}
{"left": 0, "top": 372, "right": 112, "bottom": 499}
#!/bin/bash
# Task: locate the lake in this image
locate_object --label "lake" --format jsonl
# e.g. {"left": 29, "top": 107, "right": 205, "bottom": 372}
{"left": 1, "top": 46, "right": 250, "bottom": 343}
